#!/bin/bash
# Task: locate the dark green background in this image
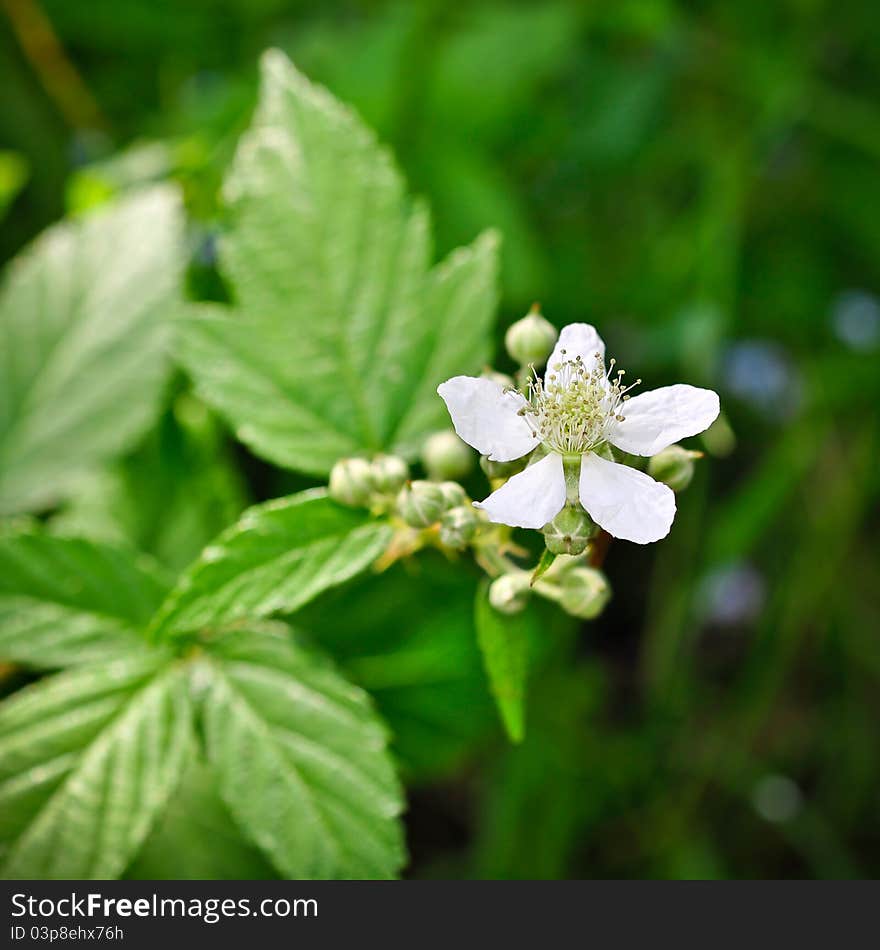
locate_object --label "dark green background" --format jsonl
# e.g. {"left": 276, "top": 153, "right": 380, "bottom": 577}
{"left": 2, "top": 0, "right": 879, "bottom": 878}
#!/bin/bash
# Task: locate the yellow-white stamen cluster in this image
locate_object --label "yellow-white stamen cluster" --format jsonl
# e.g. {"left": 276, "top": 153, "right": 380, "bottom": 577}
{"left": 518, "top": 350, "right": 640, "bottom": 456}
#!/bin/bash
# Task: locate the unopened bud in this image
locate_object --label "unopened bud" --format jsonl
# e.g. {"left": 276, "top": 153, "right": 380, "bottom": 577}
{"left": 370, "top": 453, "right": 409, "bottom": 494}
{"left": 558, "top": 567, "right": 610, "bottom": 620}
{"left": 542, "top": 505, "right": 596, "bottom": 555}
{"left": 480, "top": 453, "right": 530, "bottom": 481}
{"left": 504, "top": 305, "right": 558, "bottom": 367}
{"left": 421, "top": 431, "right": 473, "bottom": 481}
{"left": 647, "top": 445, "right": 700, "bottom": 492}
{"left": 438, "top": 480, "right": 468, "bottom": 509}
{"left": 396, "top": 480, "right": 447, "bottom": 527}
{"left": 488, "top": 572, "right": 531, "bottom": 615}
{"left": 439, "top": 505, "right": 479, "bottom": 549}
{"left": 329, "top": 457, "right": 373, "bottom": 507}
{"left": 481, "top": 368, "right": 516, "bottom": 389}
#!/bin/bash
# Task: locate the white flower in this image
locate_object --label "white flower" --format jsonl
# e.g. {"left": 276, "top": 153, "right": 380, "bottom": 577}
{"left": 437, "top": 323, "right": 720, "bottom": 544}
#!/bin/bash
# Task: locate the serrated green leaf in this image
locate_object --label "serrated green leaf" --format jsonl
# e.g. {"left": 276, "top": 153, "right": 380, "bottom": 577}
{"left": 125, "top": 758, "right": 277, "bottom": 880}
{"left": 474, "top": 581, "right": 536, "bottom": 743}
{"left": 0, "top": 186, "right": 184, "bottom": 515}
{"left": 0, "top": 653, "right": 192, "bottom": 878}
{"left": 176, "top": 50, "right": 499, "bottom": 475}
{"left": 198, "top": 623, "right": 405, "bottom": 879}
{"left": 297, "top": 554, "right": 495, "bottom": 779}
{"left": 150, "top": 490, "right": 391, "bottom": 638}
{"left": 0, "top": 530, "right": 170, "bottom": 670}
{"left": 51, "top": 397, "right": 249, "bottom": 573}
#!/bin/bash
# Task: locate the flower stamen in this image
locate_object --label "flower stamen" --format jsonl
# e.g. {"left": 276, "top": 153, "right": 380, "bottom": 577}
{"left": 521, "top": 352, "right": 639, "bottom": 455}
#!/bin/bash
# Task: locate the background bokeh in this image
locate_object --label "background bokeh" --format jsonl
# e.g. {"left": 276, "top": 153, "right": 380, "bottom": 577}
{"left": 2, "top": 0, "right": 879, "bottom": 878}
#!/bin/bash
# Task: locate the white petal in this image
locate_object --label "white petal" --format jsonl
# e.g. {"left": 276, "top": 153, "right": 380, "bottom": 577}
{"left": 547, "top": 323, "right": 606, "bottom": 372}
{"left": 608, "top": 384, "right": 720, "bottom": 457}
{"left": 437, "top": 376, "right": 536, "bottom": 462}
{"left": 474, "top": 452, "right": 566, "bottom": 529}
{"left": 579, "top": 452, "right": 675, "bottom": 544}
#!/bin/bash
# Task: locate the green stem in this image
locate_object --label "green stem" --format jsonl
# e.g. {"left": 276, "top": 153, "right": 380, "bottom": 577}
{"left": 562, "top": 455, "right": 581, "bottom": 505}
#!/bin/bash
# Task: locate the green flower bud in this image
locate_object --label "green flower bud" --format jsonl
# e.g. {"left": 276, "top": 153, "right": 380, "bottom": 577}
{"left": 647, "top": 445, "right": 700, "bottom": 492}
{"left": 370, "top": 453, "right": 409, "bottom": 494}
{"left": 396, "top": 480, "right": 447, "bottom": 527}
{"left": 488, "top": 572, "right": 531, "bottom": 615}
{"left": 504, "top": 305, "right": 558, "bottom": 366}
{"left": 438, "top": 480, "right": 468, "bottom": 509}
{"left": 558, "top": 567, "right": 610, "bottom": 620}
{"left": 421, "top": 431, "right": 473, "bottom": 481}
{"left": 328, "top": 457, "right": 373, "bottom": 508}
{"left": 542, "top": 505, "right": 596, "bottom": 556}
{"left": 481, "top": 368, "right": 516, "bottom": 389}
{"left": 439, "top": 505, "right": 479, "bottom": 549}
{"left": 480, "top": 453, "right": 530, "bottom": 481}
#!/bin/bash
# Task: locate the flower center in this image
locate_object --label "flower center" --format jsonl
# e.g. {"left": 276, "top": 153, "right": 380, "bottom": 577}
{"left": 519, "top": 350, "right": 639, "bottom": 455}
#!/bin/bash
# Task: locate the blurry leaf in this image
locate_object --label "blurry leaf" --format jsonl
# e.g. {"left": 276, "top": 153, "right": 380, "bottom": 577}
{"left": 0, "top": 186, "right": 184, "bottom": 515}
{"left": 177, "top": 51, "right": 499, "bottom": 474}
{"left": 298, "top": 554, "right": 495, "bottom": 779}
{"left": 531, "top": 550, "right": 558, "bottom": 586}
{"left": 474, "top": 581, "right": 535, "bottom": 743}
{"left": 0, "top": 529, "right": 169, "bottom": 669}
{"left": 428, "top": 3, "right": 579, "bottom": 138}
{"left": 198, "top": 623, "right": 405, "bottom": 879}
{"left": 0, "top": 150, "right": 29, "bottom": 220}
{"left": 288, "top": 4, "right": 418, "bottom": 139}
{"left": 416, "top": 144, "right": 545, "bottom": 307}
{"left": 471, "top": 666, "right": 604, "bottom": 879}
{"left": 150, "top": 490, "right": 391, "bottom": 638}
{"left": 706, "top": 426, "right": 819, "bottom": 563}
{"left": 0, "top": 654, "right": 192, "bottom": 878}
{"left": 67, "top": 140, "right": 175, "bottom": 214}
{"left": 570, "top": 52, "right": 671, "bottom": 165}
{"left": 52, "top": 395, "right": 248, "bottom": 573}
{"left": 126, "top": 758, "right": 277, "bottom": 880}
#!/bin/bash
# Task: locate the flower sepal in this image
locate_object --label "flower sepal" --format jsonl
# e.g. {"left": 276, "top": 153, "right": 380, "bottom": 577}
{"left": 647, "top": 444, "right": 702, "bottom": 492}
{"left": 542, "top": 504, "right": 596, "bottom": 556}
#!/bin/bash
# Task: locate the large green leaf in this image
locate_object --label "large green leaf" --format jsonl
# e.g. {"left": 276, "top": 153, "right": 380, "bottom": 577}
{"left": 52, "top": 396, "right": 248, "bottom": 574}
{"left": 0, "top": 654, "right": 192, "bottom": 878}
{"left": 176, "top": 50, "right": 499, "bottom": 475}
{"left": 0, "top": 529, "right": 169, "bottom": 669}
{"left": 125, "top": 758, "right": 277, "bottom": 880}
{"left": 0, "top": 186, "right": 184, "bottom": 515}
{"left": 198, "top": 623, "right": 405, "bottom": 879}
{"left": 150, "top": 490, "right": 391, "bottom": 638}
{"left": 474, "top": 581, "right": 536, "bottom": 743}
{"left": 297, "top": 554, "right": 495, "bottom": 779}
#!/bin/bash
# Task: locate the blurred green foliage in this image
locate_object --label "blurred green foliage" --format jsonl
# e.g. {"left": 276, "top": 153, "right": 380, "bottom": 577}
{"left": 2, "top": 0, "right": 879, "bottom": 878}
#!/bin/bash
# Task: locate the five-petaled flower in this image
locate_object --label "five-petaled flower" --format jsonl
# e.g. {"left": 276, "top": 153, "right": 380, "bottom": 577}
{"left": 438, "top": 323, "right": 720, "bottom": 543}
